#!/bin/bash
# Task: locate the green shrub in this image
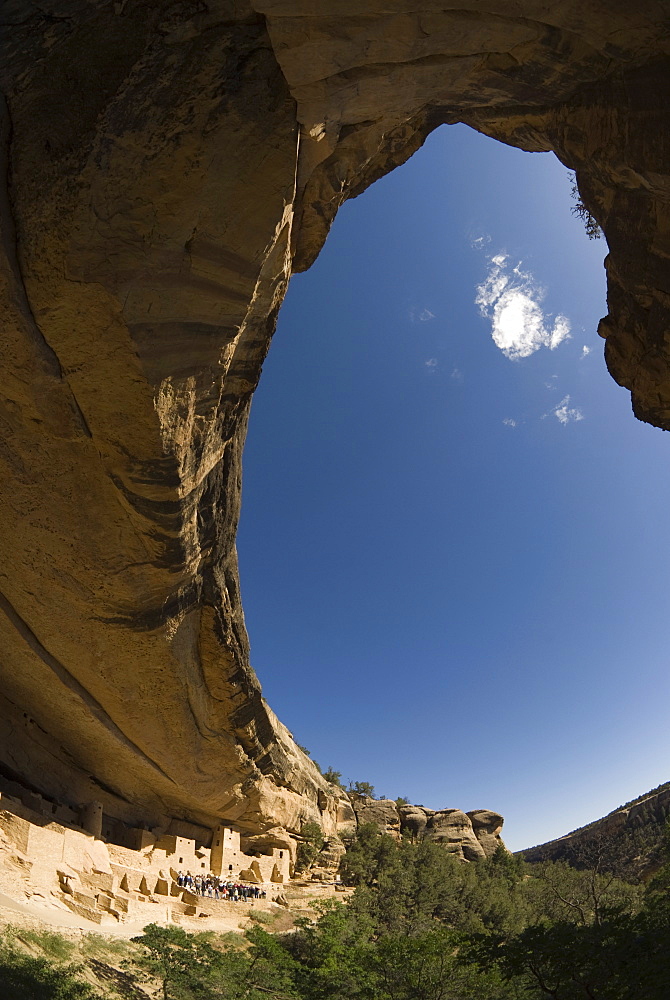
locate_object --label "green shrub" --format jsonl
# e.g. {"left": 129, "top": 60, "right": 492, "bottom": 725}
{"left": 322, "top": 768, "right": 344, "bottom": 787}
{"left": 348, "top": 781, "right": 375, "bottom": 799}
{"left": 296, "top": 822, "right": 325, "bottom": 873}
{"left": 8, "top": 927, "right": 75, "bottom": 963}
{"left": 0, "top": 946, "right": 98, "bottom": 1000}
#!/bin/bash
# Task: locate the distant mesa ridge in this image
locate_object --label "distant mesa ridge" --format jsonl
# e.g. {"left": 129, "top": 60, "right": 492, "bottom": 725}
{"left": 519, "top": 781, "right": 670, "bottom": 880}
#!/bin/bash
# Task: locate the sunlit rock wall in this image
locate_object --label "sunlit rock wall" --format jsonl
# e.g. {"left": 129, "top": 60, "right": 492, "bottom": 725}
{"left": 1, "top": 1, "right": 668, "bottom": 839}
{"left": 352, "top": 798, "right": 507, "bottom": 859}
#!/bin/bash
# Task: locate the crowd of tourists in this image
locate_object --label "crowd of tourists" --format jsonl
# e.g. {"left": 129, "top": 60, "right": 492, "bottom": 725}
{"left": 176, "top": 871, "right": 267, "bottom": 902}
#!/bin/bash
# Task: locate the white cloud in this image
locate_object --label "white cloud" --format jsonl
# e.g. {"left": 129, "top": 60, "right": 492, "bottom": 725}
{"left": 552, "top": 395, "right": 584, "bottom": 425}
{"left": 424, "top": 358, "right": 438, "bottom": 370}
{"left": 450, "top": 367, "right": 463, "bottom": 381}
{"left": 409, "top": 306, "right": 436, "bottom": 323}
{"left": 475, "top": 254, "right": 572, "bottom": 360}
{"left": 503, "top": 417, "right": 517, "bottom": 427}
{"left": 470, "top": 233, "right": 491, "bottom": 250}
{"left": 582, "top": 345, "right": 591, "bottom": 357}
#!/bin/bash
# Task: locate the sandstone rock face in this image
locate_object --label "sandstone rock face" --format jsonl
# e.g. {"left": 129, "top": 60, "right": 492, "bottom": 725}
{"left": 1, "top": 3, "right": 669, "bottom": 842}
{"left": 336, "top": 795, "right": 358, "bottom": 832}
{"left": 352, "top": 798, "right": 402, "bottom": 839}
{"left": 467, "top": 810, "right": 506, "bottom": 857}
{"left": 356, "top": 800, "right": 507, "bottom": 860}
{"left": 398, "top": 804, "right": 429, "bottom": 842}
{"left": 424, "top": 809, "right": 486, "bottom": 861}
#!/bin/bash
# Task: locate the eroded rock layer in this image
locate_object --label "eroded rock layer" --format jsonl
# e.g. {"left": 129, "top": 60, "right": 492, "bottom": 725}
{"left": 1, "top": 2, "right": 669, "bottom": 840}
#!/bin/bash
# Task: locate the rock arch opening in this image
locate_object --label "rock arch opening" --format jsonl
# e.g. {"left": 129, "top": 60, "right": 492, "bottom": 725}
{"left": 239, "top": 123, "right": 670, "bottom": 848}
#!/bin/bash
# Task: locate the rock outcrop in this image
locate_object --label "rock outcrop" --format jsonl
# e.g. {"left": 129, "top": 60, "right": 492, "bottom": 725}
{"left": 424, "top": 810, "right": 487, "bottom": 860}
{"left": 468, "top": 810, "right": 506, "bottom": 857}
{"left": 1, "top": 3, "right": 669, "bottom": 844}
{"left": 398, "top": 804, "right": 429, "bottom": 842}
{"left": 353, "top": 799, "right": 506, "bottom": 860}
{"left": 352, "top": 798, "right": 402, "bottom": 840}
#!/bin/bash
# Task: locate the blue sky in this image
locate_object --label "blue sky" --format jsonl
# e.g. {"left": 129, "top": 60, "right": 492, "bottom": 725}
{"left": 237, "top": 124, "right": 670, "bottom": 853}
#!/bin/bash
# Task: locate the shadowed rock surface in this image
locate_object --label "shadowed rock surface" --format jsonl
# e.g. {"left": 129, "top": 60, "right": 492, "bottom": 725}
{"left": 1, "top": 1, "right": 669, "bottom": 841}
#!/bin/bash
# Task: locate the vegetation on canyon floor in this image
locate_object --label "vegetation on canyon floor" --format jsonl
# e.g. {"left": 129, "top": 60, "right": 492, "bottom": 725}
{"left": 2, "top": 822, "right": 670, "bottom": 1000}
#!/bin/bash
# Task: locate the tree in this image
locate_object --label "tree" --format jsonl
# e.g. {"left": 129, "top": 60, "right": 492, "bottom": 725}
{"left": 288, "top": 900, "right": 377, "bottom": 1000}
{"left": 322, "top": 768, "right": 344, "bottom": 788}
{"left": 338, "top": 823, "right": 399, "bottom": 889}
{"left": 132, "top": 923, "right": 303, "bottom": 1000}
{"left": 473, "top": 900, "right": 670, "bottom": 1000}
{"left": 348, "top": 781, "right": 375, "bottom": 799}
{"left": 485, "top": 844, "right": 525, "bottom": 886}
{"left": 526, "top": 854, "right": 641, "bottom": 928}
{"left": 644, "top": 820, "right": 670, "bottom": 916}
{"left": 131, "top": 923, "right": 209, "bottom": 1000}
{"left": 296, "top": 822, "right": 325, "bottom": 873}
{"left": 0, "top": 948, "right": 98, "bottom": 1000}
{"left": 370, "top": 928, "right": 508, "bottom": 1000}
{"left": 569, "top": 172, "right": 603, "bottom": 239}
{"left": 241, "top": 926, "right": 303, "bottom": 999}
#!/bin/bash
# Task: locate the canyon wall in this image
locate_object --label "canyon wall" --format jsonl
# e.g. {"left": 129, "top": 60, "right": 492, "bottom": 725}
{"left": 1, "top": 1, "right": 669, "bottom": 841}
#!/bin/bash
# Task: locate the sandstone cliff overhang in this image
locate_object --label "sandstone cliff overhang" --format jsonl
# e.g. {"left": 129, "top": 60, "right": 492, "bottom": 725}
{"left": 0, "top": 2, "right": 668, "bottom": 837}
